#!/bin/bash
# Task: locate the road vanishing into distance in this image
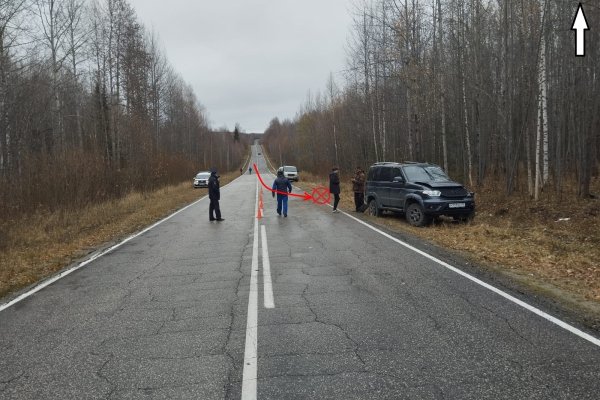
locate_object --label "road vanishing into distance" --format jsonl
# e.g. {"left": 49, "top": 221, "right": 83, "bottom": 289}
{"left": 1, "top": 144, "right": 599, "bottom": 399}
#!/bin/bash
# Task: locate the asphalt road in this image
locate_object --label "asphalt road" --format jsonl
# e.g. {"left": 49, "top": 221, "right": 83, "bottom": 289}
{"left": 1, "top": 145, "right": 599, "bottom": 399}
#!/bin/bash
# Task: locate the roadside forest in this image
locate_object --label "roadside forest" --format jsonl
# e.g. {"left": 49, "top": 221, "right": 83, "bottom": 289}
{"left": 0, "top": 0, "right": 247, "bottom": 220}
{"left": 262, "top": 0, "right": 599, "bottom": 199}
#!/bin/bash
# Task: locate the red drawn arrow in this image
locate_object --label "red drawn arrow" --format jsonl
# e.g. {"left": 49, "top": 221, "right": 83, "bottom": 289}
{"left": 254, "top": 163, "right": 313, "bottom": 201}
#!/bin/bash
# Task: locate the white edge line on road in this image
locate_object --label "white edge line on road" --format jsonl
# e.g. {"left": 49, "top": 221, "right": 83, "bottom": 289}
{"left": 261, "top": 225, "right": 275, "bottom": 309}
{"left": 0, "top": 174, "right": 246, "bottom": 313}
{"left": 241, "top": 177, "right": 259, "bottom": 400}
{"left": 337, "top": 208, "right": 600, "bottom": 348}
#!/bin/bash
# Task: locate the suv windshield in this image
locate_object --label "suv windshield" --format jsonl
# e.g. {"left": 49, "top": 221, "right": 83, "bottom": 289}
{"left": 196, "top": 173, "right": 210, "bottom": 179}
{"left": 403, "top": 166, "right": 450, "bottom": 182}
{"left": 284, "top": 166, "right": 297, "bottom": 172}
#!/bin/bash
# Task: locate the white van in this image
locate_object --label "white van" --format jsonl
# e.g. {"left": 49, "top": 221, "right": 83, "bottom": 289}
{"left": 277, "top": 165, "right": 299, "bottom": 182}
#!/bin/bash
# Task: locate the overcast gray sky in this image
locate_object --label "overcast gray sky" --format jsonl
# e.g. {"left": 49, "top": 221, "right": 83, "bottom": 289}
{"left": 128, "top": 0, "right": 353, "bottom": 133}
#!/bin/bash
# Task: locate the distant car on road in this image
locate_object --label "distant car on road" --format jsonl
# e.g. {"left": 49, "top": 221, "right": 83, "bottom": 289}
{"left": 277, "top": 165, "right": 299, "bottom": 182}
{"left": 365, "top": 162, "right": 475, "bottom": 226}
{"left": 193, "top": 172, "right": 210, "bottom": 188}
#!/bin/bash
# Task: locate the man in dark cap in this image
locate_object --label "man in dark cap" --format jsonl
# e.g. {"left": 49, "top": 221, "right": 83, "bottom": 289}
{"left": 272, "top": 170, "right": 292, "bottom": 217}
{"left": 208, "top": 168, "right": 224, "bottom": 222}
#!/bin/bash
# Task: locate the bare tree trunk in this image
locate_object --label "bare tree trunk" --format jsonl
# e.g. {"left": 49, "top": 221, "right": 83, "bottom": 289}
{"left": 406, "top": 85, "right": 414, "bottom": 160}
{"left": 540, "top": 41, "right": 549, "bottom": 185}
{"left": 37, "top": 0, "right": 68, "bottom": 151}
{"left": 437, "top": 0, "right": 448, "bottom": 172}
{"left": 361, "top": 10, "right": 378, "bottom": 162}
{"left": 535, "top": 0, "right": 548, "bottom": 199}
{"left": 380, "top": 1, "right": 387, "bottom": 161}
{"left": 528, "top": 121, "right": 534, "bottom": 197}
{"left": 66, "top": 0, "right": 86, "bottom": 149}
{"left": 0, "top": 32, "right": 8, "bottom": 174}
{"left": 535, "top": 35, "right": 544, "bottom": 200}
{"left": 381, "top": 93, "right": 386, "bottom": 161}
{"left": 327, "top": 73, "right": 339, "bottom": 165}
{"left": 458, "top": 3, "right": 473, "bottom": 188}
{"left": 461, "top": 75, "right": 473, "bottom": 187}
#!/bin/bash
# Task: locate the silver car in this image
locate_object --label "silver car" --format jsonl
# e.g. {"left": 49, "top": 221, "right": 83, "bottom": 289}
{"left": 193, "top": 172, "right": 210, "bottom": 188}
{"left": 277, "top": 165, "right": 299, "bottom": 182}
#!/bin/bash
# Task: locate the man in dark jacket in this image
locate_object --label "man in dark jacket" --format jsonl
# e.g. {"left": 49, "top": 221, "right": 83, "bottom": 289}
{"left": 351, "top": 167, "right": 366, "bottom": 212}
{"left": 329, "top": 166, "right": 341, "bottom": 213}
{"left": 272, "top": 170, "right": 292, "bottom": 217}
{"left": 208, "top": 168, "right": 224, "bottom": 222}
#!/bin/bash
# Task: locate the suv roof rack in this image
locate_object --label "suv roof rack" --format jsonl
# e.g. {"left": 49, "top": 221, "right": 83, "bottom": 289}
{"left": 372, "top": 161, "right": 426, "bottom": 166}
{"left": 372, "top": 161, "right": 400, "bottom": 165}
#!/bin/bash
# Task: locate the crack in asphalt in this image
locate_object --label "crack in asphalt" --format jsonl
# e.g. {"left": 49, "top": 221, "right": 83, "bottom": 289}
{"left": 96, "top": 354, "right": 116, "bottom": 399}
{"left": 101, "top": 258, "right": 165, "bottom": 318}
{"left": 478, "top": 303, "right": 533, "bottom": 344}
{"left": 155, "top": 318, "right": 169, "bottom": 335}
{"left": 0, "top": 370, "right": 24, "bottom": 386}
{"left": 452, "top": 288, "right": 533, "bottom": 345}
{"left": 126, "top": 258, "right": 165, "bottom": 286}
{"left": 300, "top": 285, "right": 368, "bottom": 371}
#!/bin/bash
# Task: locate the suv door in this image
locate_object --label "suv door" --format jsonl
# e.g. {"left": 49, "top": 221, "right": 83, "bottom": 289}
{"left": 388, "top": 167, "right": 406, "bottom": 209}
{"left": 367, "top": 167, "right": 387, "bottom": 207}
{"left": 377, "top": 167, "right": 393, "bottom": 207}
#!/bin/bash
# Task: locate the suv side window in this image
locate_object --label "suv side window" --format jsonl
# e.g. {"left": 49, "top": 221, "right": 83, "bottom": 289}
{"left": 390, "top": 167, "right": 402, "bottom": 181}
{"left": 379, "top": 167, "right": 392, "bottom": 182}
{"left": 369, "top": 167, "right": 382, "bottom": 181}
{"left": 367, "top": 167, "right": 376, "bottom": 181}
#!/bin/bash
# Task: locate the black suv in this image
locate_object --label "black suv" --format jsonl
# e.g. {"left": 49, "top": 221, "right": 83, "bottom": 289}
{"left": 365, "top": 162, "right": 475, "bottom": 226}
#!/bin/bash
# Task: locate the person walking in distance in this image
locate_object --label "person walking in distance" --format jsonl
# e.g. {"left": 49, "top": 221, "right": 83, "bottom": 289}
{"left": 208, "top": 168, "right": 224, "bottom": 222}
{"left": 248, "top": 166, "right": 252, "bottom": 175}
{"left": 329, "top": 166, "right": 341, "bottom": 213}
{"left": 272, "top": 170, "right": 292, "bottom": 217}
{"left": 352, "top": 167, "right": 366, "bottom": 212}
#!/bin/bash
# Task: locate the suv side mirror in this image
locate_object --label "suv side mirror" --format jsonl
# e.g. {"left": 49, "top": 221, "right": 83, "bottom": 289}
{"left": 392, "top": 176, "right": 404, "bottom": 183}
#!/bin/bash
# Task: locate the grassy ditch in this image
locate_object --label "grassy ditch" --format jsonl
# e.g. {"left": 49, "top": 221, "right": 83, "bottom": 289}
{"left": 0, "top": 172, "right": 240, "bottom": 299}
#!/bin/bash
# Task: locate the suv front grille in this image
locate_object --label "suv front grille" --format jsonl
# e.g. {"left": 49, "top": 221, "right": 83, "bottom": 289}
{"left": 440, "top": 187, "right": 468, "bottom": 198}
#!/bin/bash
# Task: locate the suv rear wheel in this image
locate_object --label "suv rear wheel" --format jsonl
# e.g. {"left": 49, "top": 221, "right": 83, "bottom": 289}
{"left": 406, "top": 203, "right": 431, "bottom": 227}
{"left": 368, "top": 198, "right": 381, "bottom": 217}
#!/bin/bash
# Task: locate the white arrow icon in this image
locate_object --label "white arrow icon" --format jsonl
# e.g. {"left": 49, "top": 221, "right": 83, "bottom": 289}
{"left": 571, "top": 3, "right": 589, "bottom": 57}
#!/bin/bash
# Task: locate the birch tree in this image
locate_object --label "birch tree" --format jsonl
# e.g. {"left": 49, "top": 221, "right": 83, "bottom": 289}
{"left": 0, "top": 0, "right": 28, "bottom": 174}
{"left": 534, "top": 3, "right": 547, "bottom": 201}
{"left": 36, "top": 0, "right": 70, "bottom": 148}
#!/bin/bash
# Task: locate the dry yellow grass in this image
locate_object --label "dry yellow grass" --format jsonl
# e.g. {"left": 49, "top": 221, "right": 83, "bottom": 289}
{"left": 0, "top": 173, "right": 239, "bottom": 299}
{"left": 293, "top": 171, "right": 600, "bottom": 316}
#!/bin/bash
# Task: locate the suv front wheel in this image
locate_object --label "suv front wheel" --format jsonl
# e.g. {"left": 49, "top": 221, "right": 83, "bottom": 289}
{"left": 406, "top": 203, "right": 431, "bottom": 227}
{"left": 368, "top": 198, "right": 381, "bottom": 217}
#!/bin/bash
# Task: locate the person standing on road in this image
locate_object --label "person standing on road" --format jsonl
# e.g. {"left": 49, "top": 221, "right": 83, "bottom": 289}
{"left": 329, "top": 166, "right": 341, "bottom": 213}
{"left": 208, "top": 168, "right": 224, "bottom": 222}
{"left": 272, "top": 170, "right": 292, "bottom": 217}
{"left": 352, "top": 167, "right": 366, "bottom": 212}
{"left": 249, "top": 166, "right": 252, "bottom": 175}
{"left": 240, "top": 167, "right": 243, "bottom": 175}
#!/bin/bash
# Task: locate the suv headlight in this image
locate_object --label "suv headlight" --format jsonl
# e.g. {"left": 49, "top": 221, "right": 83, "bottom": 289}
{"left": 422, "top": 190, "right": 441, "bottom": 197}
